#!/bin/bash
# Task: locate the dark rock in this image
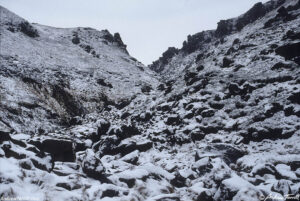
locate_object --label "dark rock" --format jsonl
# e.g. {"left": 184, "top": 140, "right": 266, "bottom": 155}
{"left": 56, "top": 182, "right": 80, "bottom": 191}
{"left": 197, "top": 190, "right": 213, "bottom": 201}
{"left": 251, "top": 164, "right": 278, "bottom": 177}
{"left": 41, "top": 139, "right": 75, "bottom": 162}
{"left": 0, "top": 129, "right": 11, "bottom": 143}
{"left": 284, "top": 106, "right": 295, "bottom": 116}
{"left": 288, "top": 92, "right": 300, "bottom": 104}
{"left": 149, "top": 47, "right": 179, "bottom": 73}
{"left": 101, "top": 189, "right": 119, "bottom": 198}
{"left": 82, "top": 149, "right": 108, "bottom": 182}
{"left": 243, "top": 126, "right": 287, "bottom": 143}
{"left": 119, "top": 178, "right": 135, "bottom": 188}
{"left": 30, "top": 156, "right": 52, "bottom": 172}
{"left": 222, "top": 57, "right": 234, "bottom": 68}
{"left": 209, "top": 102, "right": 224, "bottom": 110}
{"left": 165, "top": 115, "right": 181, "bottom": 126}
{"left": 113, "top": 32, "right": 127, "bottom": 52}
{"left": 196, "top": 65, "right": 205, "bottom": 71}
{"left": 203, "top": 143, "right": 245, "bottom": 165}
{"left": 71, "top": 33, "right": 80, "bottom": 44}
{"left": 170, "top": 172, "right": 186, "bottom": 188}
{"left": 184, "top": 71, "right": 200, "bottom": 86}
{"left": 199, "top": 126, "right": 219, "bottom": 134}
{"left": 92, "top": 119, "right": 110, "bottom": 142}
{"left": 192, "top": 157, "right": 213, "bottom": 176}
{"left": 51, "top": 85, "right": 84, "bottom": 117}
{"left": 271, "top": 180, "right": 292, "bottom": 195}
{"left": 271, "top": 62, "right": 292, "bottom": 70}
{"left": 156, "top": 196, "right": 180, "bottom": 201}
{"left": 18, "top": 21, "right": 39, "bottom": 38}
{"left": 19, "top": 159, "right": 33, "bottom": 170}
{"left": 284, "top": 30, "right": 300, "bottom": 40}
{"left": 136, "top": 141, "right": 153, "bottom": 152}
{"left": 276, "top": 42, "right": 300, "bottom": 65}
{"left": 201, "top": 109, "right": 215, "bottom": 118}
{"left": 121, "top": 112, "right": 131, "bottom": 120}
{"left": 97, "top": 79, "right": 113, "bottom": 88}
{"left": 141, "top": 85, "right": 152, "bottom": 93}
{"left": 2, "top": 144, "right": 26, "bottom": 159}
{"left": 94, "top": 135, "right": 120, "bottom": 155}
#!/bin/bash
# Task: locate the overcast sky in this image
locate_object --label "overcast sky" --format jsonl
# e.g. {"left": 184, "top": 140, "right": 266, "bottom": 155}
{"left": 0, "top": 0, "right": 268, "bottom": 65}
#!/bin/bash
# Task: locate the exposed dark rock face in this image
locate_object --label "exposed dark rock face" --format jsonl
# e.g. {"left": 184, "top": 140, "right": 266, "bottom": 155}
{"left": 149, "top": 47, "right": 179, "bottom": 72}
{"left": 41, "top": 139, "right": 75, "bottom": 162}
{"left": 275, "top": 42, "right": 300, "bottom": 64}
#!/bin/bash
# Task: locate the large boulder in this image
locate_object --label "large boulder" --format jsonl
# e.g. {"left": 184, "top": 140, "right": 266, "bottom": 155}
{"left": 198, "top": 143, "right": 245, "bottom": 165}
{"left": 41, "top": 139, "right": 75, "bottom": 162}
{"left": 82, "top": 149, "right": 108, "bottom": 182}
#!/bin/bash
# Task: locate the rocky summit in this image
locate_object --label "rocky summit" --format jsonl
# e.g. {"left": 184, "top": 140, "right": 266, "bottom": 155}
{"left": 0, "top": 0, "right": 300, "bottom": 200}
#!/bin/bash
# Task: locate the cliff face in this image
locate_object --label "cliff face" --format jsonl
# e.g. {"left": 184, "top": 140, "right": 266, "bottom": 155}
{"left": 1, "top": 0, "right": 300, "bottom": 200}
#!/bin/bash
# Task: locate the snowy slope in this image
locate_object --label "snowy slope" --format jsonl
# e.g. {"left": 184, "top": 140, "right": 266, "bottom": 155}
{"left": 0, "top": 5, "right": 159, "bottom": 133}
{"left": 1, "top": 0, "right": 300, "bottom": 200}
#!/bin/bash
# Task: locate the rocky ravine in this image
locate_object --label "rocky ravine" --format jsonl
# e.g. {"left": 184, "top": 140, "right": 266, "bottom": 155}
{"left": 0, "top": 0, "right": 300, "bottom": 200}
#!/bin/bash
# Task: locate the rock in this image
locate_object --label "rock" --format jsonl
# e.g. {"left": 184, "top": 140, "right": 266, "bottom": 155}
{"left": 243, "top": 126, "right": 285, "bottom": 143}
{"left": 199, "top": 126, "right": 219, "bottom": 134}
{"left": 275, "top": 164, "right": 297, "bottom": 180}
{"left": 141, "top": 85, "right": 152, "bottom": 93}
{"left": 271, "top": 62, "right": 293, "bottom": 70}
{"left": 202, "top": 143, "right": 245, "bottom": 165}
{"left": 228, "top": 83, "right": 242, "bottom": 96}
{"left": 97, "top": 78, "right": 113, "bottom": 88}
{"left": 197, "top": 190, "right": 213, "bottom": 201}
{"left": 170, "top": 172, "right": 186, "bottom": 188}
{"left": 82, "top": 149, "right": 108, "bottom": 182}
{"left": 119, "top": 178, "right": 136, "bottom": 188}
{"left": 0, "top": 129, "right": 11, "bottom": 143}
{"left": 222, "top": 57, "right": 234, "bottom": 68}
{"left": 276, "top": 42, "right": 300, "bottom": 64}
{"left": 232, "top": 188, "right": 263, "bottom": 201}
{"left": 2, "top": 144, "right": 26, "bottom": 159}
{"left": 94, "top": 135, "right": 120, "bottom": 155}
{"left": 56, "top": 182, "right": 81, "bottom": 191}
{"left": 192, "top": 157, "right": 213, "bottom": 176}
{"left": 118, "top": 124, "right": 140, "bottom": 140}
{"left": 165, "top": 115, "right": 181, "bottom": 126}
{"left": 251, "top": 164, "right": 278, "bottom": 177}
{"left": 19, "top": 159, "right": 33, "bottom": 170}
{"left": 284, "top": 30, "right": 300, "bottom": 40}
{"left": 190, "top": 130, "right": 205, "bottom": 142}
{"left": 209, "top": 102, "right": 224, "bottom": 110}
{"left": 18, "top": 21, "right": 39, "bottom": 38}
{"left": 184, "top": 71, "right": 200, "bottom": 86}
{"left": 30, "top": 156, "right": 52, "bottom": 172}
{"left": 214, "top": 174, "right": 252, "bottom": 201}
{"left": 41, "top": 139, "right": 75, "bottom": 162}
{"left": 288, "top": 92, "right": 300, "bottom": 105}
{"left": 271, "top": 180, "right": 292, "bottom": 195}
{"left": 113, "top": 32, "right": 127, "bottom": 51}
{"left": 101, "top": 189, "right": 119, "bottom": 198}
{"left": 121, "top": 150, "right": 139, "bottom": 165}
{"left": 92, "top": 119, "right": 110, "bottom": 142}
{"left": 201, "top": 109, "right": 215, "bottom": 118}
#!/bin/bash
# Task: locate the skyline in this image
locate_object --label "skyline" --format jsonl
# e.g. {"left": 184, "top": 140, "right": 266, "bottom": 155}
{"left": 0, "top": 0, "right": 268, "bottom": 65}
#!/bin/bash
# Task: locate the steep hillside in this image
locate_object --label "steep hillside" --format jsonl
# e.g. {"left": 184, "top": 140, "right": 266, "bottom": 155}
{"left": 0, "top": 5, "right": 158, "bottom": 134}
{"left": 1, "top": 0, "right": 300, "bottom": 200}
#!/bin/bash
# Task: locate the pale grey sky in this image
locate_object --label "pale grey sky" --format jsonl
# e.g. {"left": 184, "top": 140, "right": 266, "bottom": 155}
{"left": 0, "top": 0, "right": 268, "bottom": 65}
